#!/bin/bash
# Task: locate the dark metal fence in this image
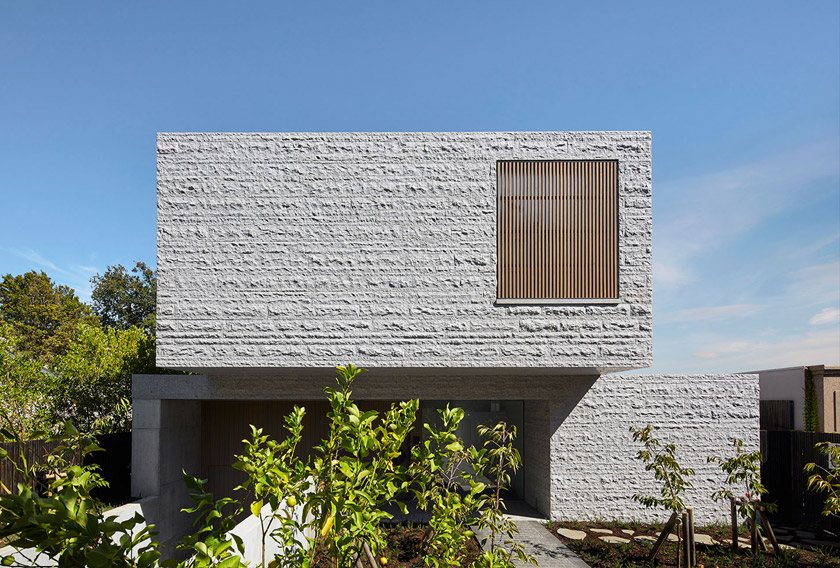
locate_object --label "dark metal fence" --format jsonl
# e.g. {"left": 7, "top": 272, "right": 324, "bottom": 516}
{"left": 0, "top": 431, "right": 131, "bottom": 505}
{"left": 761, "top": 430, "right": 840, "bottom": 534}
{"left": 760, "top": 400, "right": 794, "bottom": 431}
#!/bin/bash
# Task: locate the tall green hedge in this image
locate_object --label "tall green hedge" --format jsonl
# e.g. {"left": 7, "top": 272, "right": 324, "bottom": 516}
{"left": 804, "top": 367, "right": 819, "bottom": 432}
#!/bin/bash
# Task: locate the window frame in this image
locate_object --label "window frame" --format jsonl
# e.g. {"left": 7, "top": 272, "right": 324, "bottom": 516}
{"left": 495, "top": 159, "right": 620, "bottom": 305}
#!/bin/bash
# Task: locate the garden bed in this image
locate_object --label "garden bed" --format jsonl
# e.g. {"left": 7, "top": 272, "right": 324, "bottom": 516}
{"left": 309, "top": 524, "right": 483, "bottom": 567}
{"left": 548, "top": 521, "right": 840, "bottom": 568}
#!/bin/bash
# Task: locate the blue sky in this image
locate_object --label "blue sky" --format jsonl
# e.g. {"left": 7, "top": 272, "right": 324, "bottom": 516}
{"left": 1, "top": 1, "right": 838, "bottom": 373}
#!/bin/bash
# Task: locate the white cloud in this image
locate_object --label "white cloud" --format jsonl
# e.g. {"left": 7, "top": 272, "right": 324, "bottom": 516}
{"left": 654, "top": 139, "right": 839, "bottom": 292}
{"left": 810, "top": 308, "right": 840, "bottom": 325}
{"left": 5, "top": 247, "right": 71, "bottom": 276}
{"left": 697, "top": 329, "right": 840, "bottom": 372}
{"left": 660, "top": 303, "right": 761, "bottom": 325}
{"left": 784, "top": 261, "right": 840, "bottom": 309}
{"left": 2, "top": 247, "right": 99, "bottom": 302}
{"left": 692, "top": 352, "right": 718, "bottom": 359}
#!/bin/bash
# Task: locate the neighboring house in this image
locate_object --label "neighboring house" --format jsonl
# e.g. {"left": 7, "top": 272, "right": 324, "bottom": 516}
{"left": 132, "top": 132, "right": 758, "bottom": 549}
{"left": 754, "top": 365, "right": 840, "bottom": 432}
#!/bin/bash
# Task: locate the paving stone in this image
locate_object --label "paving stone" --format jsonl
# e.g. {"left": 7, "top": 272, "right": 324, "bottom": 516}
{"left": 796, "top": 530, "right": 816, "bottom": 539}
{"left": 590, "top": 528, "right": 613, "bottom": 534}
{"left": 780, "top": 543, "right": 797, "bottom": 550}
{"left": 667, "top": 534, "right": 679, "bottom": 542}
{"left": 777, "top": 534, "right": 794, "bottom": 542}
{"left": 620, "top": 529, "right": 635, "bottom": 535}
{"left": 693, "top": 534, "right": 716, "bottom": 545}
{"left": 555, "top": 528, "right": 587, "bottom": 541}
{"left": 599, "top": 536, "right": 631, "bottom": 544}
{"left": 803, "top": 538, "right": 839, "bottom": 548}
{"left": 634, "top": 535, "right": 657, "bottom": 543}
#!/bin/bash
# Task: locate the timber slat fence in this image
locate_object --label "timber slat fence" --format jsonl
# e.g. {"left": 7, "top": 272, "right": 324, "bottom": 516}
{"left": 761, "top": 430, "right": 840, "bottom": 534}
{"left": 0, "top": 439, "right": 70, "bottom": 493}
{"left": 0, "top": 432, "right": 131, "bottom": 504}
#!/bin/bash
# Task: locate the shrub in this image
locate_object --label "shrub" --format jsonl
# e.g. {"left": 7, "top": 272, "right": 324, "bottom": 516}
{"left": 629, "top": 424, "right": 695, "bottom": 514}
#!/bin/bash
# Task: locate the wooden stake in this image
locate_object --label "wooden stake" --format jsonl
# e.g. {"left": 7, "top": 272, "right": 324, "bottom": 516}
{"left": 648, "top": 511, "right": 679, "bottom": 562}
{"left": 676, "top": 517, "right": 683, "bottom": 568}
{"left": 687, "top": 507, "right": 696, "bottom": 568}
{"left": 681, "top": 511, "right": 691, "bottom": 568}
{"left": 362, "top": 541, "right": 378, "bottom": 567}
{"left": 755, "top": 508, "right": 768, "bottom": 552}
{"left": 758, "top": 506, "right": 782, "bottom": 555}
{"left": 730, "top": 497, "right": 738, "bottom": 551}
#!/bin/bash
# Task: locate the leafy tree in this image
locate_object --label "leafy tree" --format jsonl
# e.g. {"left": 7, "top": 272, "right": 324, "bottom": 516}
{"left": 50, "top": 323, "right": 156, "bottom": 432}
{"left": 629, "top": 424, "right": 695, "bottom": 514}
{"left": 90, "top": 262, "right": 157, "bottom": 334}
{"left": 0, "top": 271, "right": 97, "bottom": 362}
{"left": 0, "top": 323, "right": 54, "bottom": 439}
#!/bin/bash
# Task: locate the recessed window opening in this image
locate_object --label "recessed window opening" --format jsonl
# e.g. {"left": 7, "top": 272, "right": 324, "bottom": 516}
{"left": 497, "top": 160, "right": 618, "bottom": 302}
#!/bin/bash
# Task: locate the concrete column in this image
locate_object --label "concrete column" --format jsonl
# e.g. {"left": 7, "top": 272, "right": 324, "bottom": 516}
{"left": 522, "top": 400, "right": 550, "bottom": 516}
{"left": 131, "top": 394, "right": 202, "bottom": 552}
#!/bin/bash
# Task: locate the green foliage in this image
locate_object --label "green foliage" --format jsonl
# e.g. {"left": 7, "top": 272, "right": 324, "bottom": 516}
{"left": 410, "top": 404, "right": 487, "bottom": 567}
{"left": 708, "top": 438, "right": 777, "bottom": 522}
{"left": 0, "top": 271, "right": 97, "bottom": 362}
{"left": 629, "top": 424, "right": 695, "bottom": 514}
{"left": 174, "top": 474, "right": 247, "bottom": 568}
{"left": 50, "top": 323, "right": 155, "bottom": 432}
{"left": 804, "top": 368, "right": 819, "bottom": 432}
{"left": 90, "top": 262, "right": 157, "bottom": 334}
{"left": 232, "top": 409, "right": 308, "bottom": 568}
{"left": 0, "top": 420, "right": 160, "bottom": 568}
{"left": 804, "top": 441, "right": 840, "bottom": 518}
{"left": 0, "top": 323, "right": 55, "bottom": 439}
{"left": 475, "top": 422, "right": 536, "bottom": 568}
{"left": 0, "top": 267, "right": 158, "bottom": 438}
{"left": 306, "top": 364, "right": 418, "bottom": 567}
{"left": 0, "top": 365, "right": 534, "bottom": 567}
{"left": 0, "top": 321, "right": 154, "bottom": 436}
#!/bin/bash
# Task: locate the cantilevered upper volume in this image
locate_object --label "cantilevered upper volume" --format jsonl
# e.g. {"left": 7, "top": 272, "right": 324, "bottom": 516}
{"left": 156, "top": 131, "right": 652, "bottom": 372}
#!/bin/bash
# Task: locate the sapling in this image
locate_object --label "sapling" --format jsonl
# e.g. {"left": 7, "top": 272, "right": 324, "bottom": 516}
{"left": 629, "top": 424, "right": 695, "bottom": 565}
{"left": 804, "top": 441, "right": 840, "bottom": 518}
{"left": 232, "top": 406, "right": 308, "bottom": 568}
{"left": 475, "top": 421, "right": 536, "bottom": 568}
{"left": 708, "top": 438, "right": 776, "bottom": 521}
{"left": 629, "top": 424, "right": 695, "bottom": 514}
{"left": 410, "top": 404, "right": 484, "bottom": 568}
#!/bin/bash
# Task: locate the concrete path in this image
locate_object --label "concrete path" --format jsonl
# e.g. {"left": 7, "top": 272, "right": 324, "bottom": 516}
{"left": 476, "top": 520, "right": 591, "bottom": 568}
{"left": 470, "top": 499, "right": 590, "bottom": 568}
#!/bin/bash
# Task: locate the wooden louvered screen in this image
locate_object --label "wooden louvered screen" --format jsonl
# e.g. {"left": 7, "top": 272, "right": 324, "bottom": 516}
{"left": 497, "top": 160, "right": 618, "bottom": 301}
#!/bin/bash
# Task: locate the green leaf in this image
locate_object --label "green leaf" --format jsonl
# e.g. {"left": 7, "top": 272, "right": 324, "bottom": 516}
{"left": 250, "top": 499, "right": 263, "bottom": 517}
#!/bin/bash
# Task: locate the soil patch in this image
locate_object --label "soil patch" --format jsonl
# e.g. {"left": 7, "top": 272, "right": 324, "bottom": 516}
{"left": 310, "top": 524, "right": 483, "bottom": 568}
{"left": 548, "top": 521, "right": 840, "bottom": 568}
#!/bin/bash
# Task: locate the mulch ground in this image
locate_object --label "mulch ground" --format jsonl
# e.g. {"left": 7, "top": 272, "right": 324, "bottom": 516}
{"left": 310, "top": 525, "right": 483, "bottom": 567}
{"left": 548, "top": 521, "right": 840, "bottom": 568}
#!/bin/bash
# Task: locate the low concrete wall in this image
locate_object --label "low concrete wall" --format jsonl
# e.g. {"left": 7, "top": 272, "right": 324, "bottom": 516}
{"left": 549, "top": 373, "right": 760, "bottom": 524}
{"left": 131, "top": 398, "right": 202, "bottom": 552}
{"left": 0, "top": 497, "right": 159, "bottom": 567}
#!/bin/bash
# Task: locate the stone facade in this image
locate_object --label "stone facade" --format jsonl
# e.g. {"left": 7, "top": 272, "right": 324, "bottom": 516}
{"left": 549, "top": 373, "right": 759, "bottom": 523}
{"left": 156, "top": 131, "right": 652, "bottom": 371}
{"left": 133, "top": 131, "right": 760, "bottom": 547}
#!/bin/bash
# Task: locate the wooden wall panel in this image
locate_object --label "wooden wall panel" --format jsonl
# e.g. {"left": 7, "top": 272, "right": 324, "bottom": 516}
{"left": 201, "top": 400, "right": 420, "bottom": 504}
{"left": 497, "top": 160, "right": 618, "bottom": 300}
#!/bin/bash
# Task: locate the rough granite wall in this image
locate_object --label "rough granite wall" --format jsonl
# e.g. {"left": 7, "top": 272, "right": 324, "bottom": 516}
{"left": 549, "top": 373, "right": 760, "bottom": 523}
{"left": 157, "top": 131, "right": 652, "bottom": 370}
